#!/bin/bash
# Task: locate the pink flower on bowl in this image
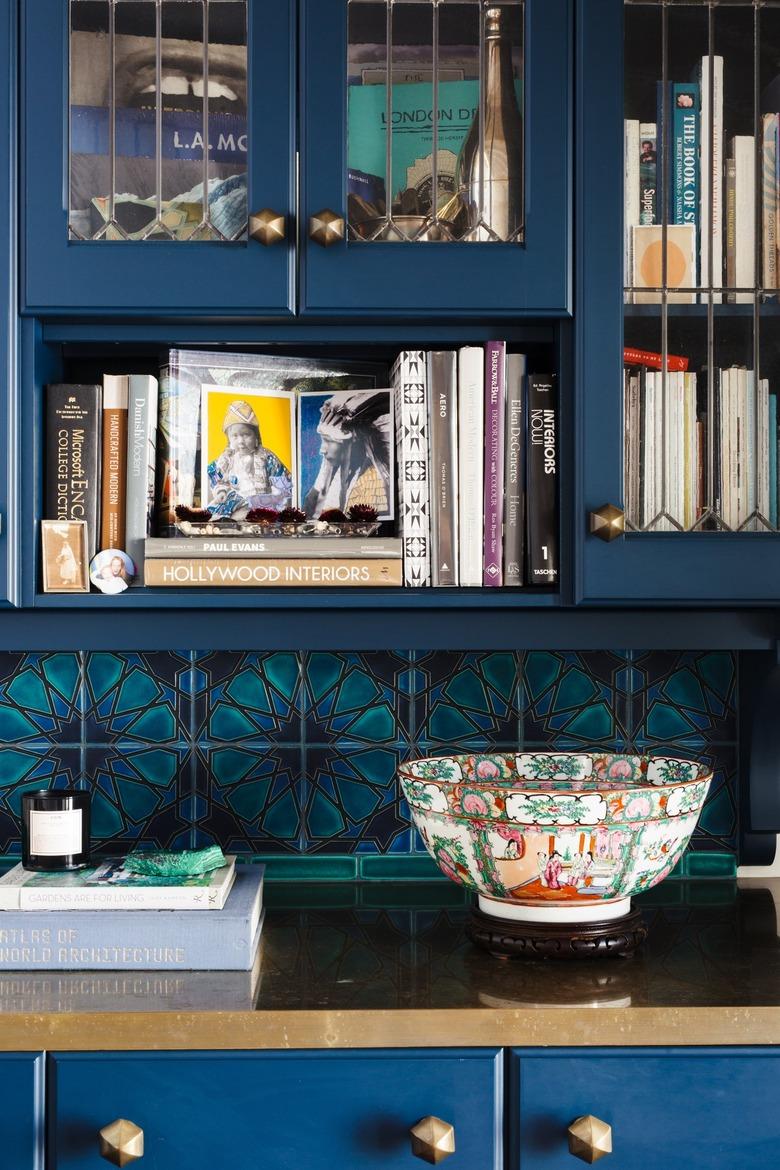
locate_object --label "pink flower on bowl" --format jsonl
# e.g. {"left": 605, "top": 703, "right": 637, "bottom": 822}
{"left": 438, "top": 861, "right": 460, "bottom": 884}
{"left": 463, "top": 792, "right": 489, "bottom": 815}
{"left": 609, "top": 759, "right": 633, "bottom": 779}
{"left": 625, "top": 795, "right": 653, "bottom": 820}
{"left": 476, "top": 759, "right": 500, "bottom": 780}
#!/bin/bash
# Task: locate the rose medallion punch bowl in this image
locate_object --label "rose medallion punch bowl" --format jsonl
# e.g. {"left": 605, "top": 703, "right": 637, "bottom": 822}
{"left": 398, "top": 752, "right": 712, "bottom": 924}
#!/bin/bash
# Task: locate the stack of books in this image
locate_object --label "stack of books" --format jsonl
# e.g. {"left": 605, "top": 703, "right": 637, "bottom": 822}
{"left": 0, "top": 856, "right": 265, "bottom": 977}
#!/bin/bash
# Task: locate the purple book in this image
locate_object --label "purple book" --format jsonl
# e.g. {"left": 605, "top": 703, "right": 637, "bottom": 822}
{"left": 483, "top": 341, "right": 506, "bottom": 585}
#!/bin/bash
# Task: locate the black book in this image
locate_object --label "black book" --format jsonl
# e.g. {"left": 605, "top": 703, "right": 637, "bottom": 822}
{"left": 45, "top": 383, "right": 102, "bottom": 559}
{"left": 525, "top": 373, "right": 558, "bottom": 587}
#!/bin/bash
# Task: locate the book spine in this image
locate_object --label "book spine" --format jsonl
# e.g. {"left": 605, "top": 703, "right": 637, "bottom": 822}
{"left": 482, "top": 340, "right": 506, "bottom": 586}
{"left": 0, "top": 909, "right": 263, "bottom": 971}
{"left": 699, "top": 54, "right": 724, "bottom": 298}
{"left": 44, "top": 384, "right": 102, "bottom": 559}
{"left": 625, "top": 119, "right": 640, "bottom": 294}
{"left": 145, "top": 538, "right": 402, "bottom": 558}
{"left": 725, "top": 156, "right": 737, "bottom": 294}
{"left": 623, "top": 347, "right": 689, "bottom": 372}
{"left": 771, "top": 393, "right": 778, "bottom": 529}
{"left": 457, "top": 347, "right": 484, "bottom": 588}
{"left": 503, "top": 353, "right": 526, "bottom": 586}
{"left": 125, "top": 375, "right": 159, "bottom": 580}
{"left": 100, "top": 375, "right": 129, "bottom": 550}
{"left": 391, "top": 351, "right": 431, "bottom": 587}
{"left": 144, "top": 558, "right": 403, "bottom": 587}
{"left": 526, "top": 374, "right": 559, "bottom": 586}
{"left": 733, "top": 136, "right": 756, "bottom": 303}
{"left": 427, "top": 351, "right": 458, "bottom": 586}
{"left": 638, "top": 122, "right": 657, "bottom": 226}
{"left": 762, "top": 114, "right": 778, "bottom": 291}
{"left": 670, "top": 83, "right": 699, "bottom": 235}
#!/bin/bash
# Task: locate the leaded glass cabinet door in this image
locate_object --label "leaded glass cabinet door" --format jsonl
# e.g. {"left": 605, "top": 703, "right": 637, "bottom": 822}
{"left": 23, "top": 0, "right": 295, "bottom": 314}
{"left": 300, "top": 0, "right": 571, "bottom": 317}
{"left": 579, "top": 0, "right": 780, "bottom": 602}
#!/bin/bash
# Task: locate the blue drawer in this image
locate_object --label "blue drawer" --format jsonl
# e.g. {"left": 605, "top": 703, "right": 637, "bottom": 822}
{"left": 513, "top": 1048, "right": 779, "bottom": 1169}
{"left": 0, "top": 1053, "right": 43, "bottom": 1168}
{"left": 50, "top": 1050, "right": 501, "bottom": 1169}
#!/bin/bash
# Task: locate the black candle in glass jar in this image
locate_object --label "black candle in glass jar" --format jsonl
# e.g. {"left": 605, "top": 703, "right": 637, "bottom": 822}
{"left": 21, "top": 789, "right": 91, "bottom": 871}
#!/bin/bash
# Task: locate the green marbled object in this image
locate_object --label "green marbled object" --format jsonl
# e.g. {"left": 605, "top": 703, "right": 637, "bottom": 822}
{"left": 124, "top": 846, "right": 228, "bottom": 877}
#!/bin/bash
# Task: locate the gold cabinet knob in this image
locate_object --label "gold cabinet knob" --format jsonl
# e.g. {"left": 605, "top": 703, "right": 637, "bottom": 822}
{"left": 589, "top": 504, "right": 625, "bottom": 541}
{"left": 248, "top": 208, "right": 286, "bottom": 246}
{"left": 410, "top": 1116, "right": 456, "bottom": 1164}
{"left": 309, "top": 208, "right": 345, "bottom": 247}
{"left": 567, "top": 1115, "right": 612, "bottom": 1163}
{"left": 99, "top": 1119, "right": 144, "bottom": 1166}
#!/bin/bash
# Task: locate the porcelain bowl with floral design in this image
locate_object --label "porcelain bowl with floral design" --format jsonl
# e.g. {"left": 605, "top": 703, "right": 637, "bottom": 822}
{"left": 398, "top": 752, "right": 712, "bottom": 924}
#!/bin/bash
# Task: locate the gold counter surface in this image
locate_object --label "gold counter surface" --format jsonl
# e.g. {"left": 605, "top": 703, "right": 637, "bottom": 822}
{"left": 0, "top": 879, "right": 778, "bottom": 1050}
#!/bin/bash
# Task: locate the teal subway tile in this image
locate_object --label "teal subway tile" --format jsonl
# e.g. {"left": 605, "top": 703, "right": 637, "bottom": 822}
{"left": 257, "top": 855, "right": 357, "bottom": 882}
{"left": 358, "top": 854, "right": 443, "bottom": 881}
{"left": 685, "top": 852, "right": 737, "bottom": 879}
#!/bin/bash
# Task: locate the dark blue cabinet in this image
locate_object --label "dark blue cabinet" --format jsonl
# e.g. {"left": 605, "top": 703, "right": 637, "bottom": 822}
{"left": 22, "top": 0, "right": 296, "bottom": 317}
{"left": 301, "top": 0, "right": 572, "bottom": 318}
{"left": 0, "top": 1053, "right": 43, "bottom": 1168}
{"left": 0, "top": 0, "right": 16, "bottom": 606}
{"left": 512, "top": 1048, "right": 780, "bottom": 1169}
{"left": 48, "top": 1049, "right": 502, "bottom": 1169}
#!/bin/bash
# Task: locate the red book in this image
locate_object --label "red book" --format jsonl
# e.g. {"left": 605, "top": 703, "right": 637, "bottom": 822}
{"left": 623, "top": 347, "right": 689, "bottom": 372}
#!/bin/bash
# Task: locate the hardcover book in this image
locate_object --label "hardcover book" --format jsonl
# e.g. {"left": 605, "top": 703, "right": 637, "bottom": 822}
{"left": 624, "top": 119, "right": 640, "bottom": 293}
{"left": 483, "top": 340, "right": 506, "bottom": 586}
{"left": 144, "top": 558, "right": 402, "bottom": 587}
{"left": 391, "top": 351, "right": 431, "bottom": 588}
{"left": 638, "top": 122, "right": 657, "bottom": 226}
{"left": 457, "top": 346, "right": 484, "bottom": 588}
{"left": 526, "top": 373, "right": 559, "bottom": 586}
{"left": 0, "top": 856, "right": 236, "bottom": 911}
{"left": 698, "top": 54, "right": 724, "bottom": 299}
{"left": 145, "top": 537, "right": 402, "bottom": 559}
{"left": 0, "top": 866, "right": 264, "bottom": 971}
{"left": 125, "top": 374, "right": 159, "bottom": 581}
{"left": 730, "top": 135, "right": 756, "bottom": 303}
{"left": 44, "top": 383, "right": 102, "bottom": 559}
{"left": 762, "top": 114, "right": 778, "bottom": 292}
{"left": 428, "top": 351, "right": 458, "bottom": 587}
{"left": 100, "top": 374, "right": 129, "bottom": 550}
{"left": 503, "top": 352, "right": 527, "bottom": 587}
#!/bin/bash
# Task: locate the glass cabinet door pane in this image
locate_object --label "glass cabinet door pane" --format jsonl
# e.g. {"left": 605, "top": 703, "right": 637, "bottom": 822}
{"left": 346, "top": 0, "right": 523, "bottom": 243}
{"left": 69, "top": 0, "right": 248, "bottom": 241}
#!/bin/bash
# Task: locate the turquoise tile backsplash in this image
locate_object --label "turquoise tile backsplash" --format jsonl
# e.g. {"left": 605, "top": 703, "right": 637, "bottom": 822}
{"left": 0, "top": 650, "right": 739, "bottom": 869}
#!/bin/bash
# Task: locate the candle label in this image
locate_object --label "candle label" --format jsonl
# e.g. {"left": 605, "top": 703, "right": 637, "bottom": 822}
{"left": 29, "top": 809, "right": 83, "bottom": 857}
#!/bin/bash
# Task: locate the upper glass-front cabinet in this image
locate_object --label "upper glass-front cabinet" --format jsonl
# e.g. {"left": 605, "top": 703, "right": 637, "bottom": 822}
{"left": 580, "top": 0, "right": 780, "bottom": 602}
{"left": 301, "top": 0, "right": 571, "bottom": 315}
{"left": 23, "top": 0, "right": 295, "bottom": 314}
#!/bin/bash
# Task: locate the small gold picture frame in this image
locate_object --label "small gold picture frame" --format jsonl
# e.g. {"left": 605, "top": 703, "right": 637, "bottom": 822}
{"left": 41, "top": 520, "right": 90, "bottom": 593}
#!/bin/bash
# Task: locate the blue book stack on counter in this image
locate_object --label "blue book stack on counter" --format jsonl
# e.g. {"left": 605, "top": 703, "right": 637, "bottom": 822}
{"left": 0, "top": 864, "right": 265, "bottom": 971}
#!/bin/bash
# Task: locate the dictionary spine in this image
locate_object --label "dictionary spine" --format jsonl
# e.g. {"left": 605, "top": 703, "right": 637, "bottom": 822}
{"left": 526, "top": 373, "right": 559, "bottom": 587}
{"left": 143, "top": 558, "right": 403, "bottom": 587}
{"left": 44, "top": 383, "right": 102, "bottom": 559}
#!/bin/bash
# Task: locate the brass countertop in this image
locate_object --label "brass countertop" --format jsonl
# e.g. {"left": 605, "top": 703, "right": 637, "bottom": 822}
{"left": 0, "top": 879, "right": 779, "bottom": 1050}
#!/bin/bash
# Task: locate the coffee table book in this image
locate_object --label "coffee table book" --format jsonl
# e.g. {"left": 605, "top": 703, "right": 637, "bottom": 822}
{"left": 0, "top": 856, "right": 237, "bottom": 911}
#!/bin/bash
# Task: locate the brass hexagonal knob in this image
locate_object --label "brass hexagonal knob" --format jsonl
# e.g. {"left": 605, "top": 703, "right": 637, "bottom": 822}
{"left": 99, "top": 1118, "right": 144, "bottom": 1166}
{"left": 567, "top": 1114, "right": 613, "bottom": 1163}
{"left": 410, "top": 1115, "right": 456, "bottom": 1163}
{"left": 589, "top": 504, "right": 625, "bottom": 541}
{"left": 309, "top": 208, "right": 345, "bottom": 247}
{"left": 248, "top": 208, "right": 286, "bottom": 245}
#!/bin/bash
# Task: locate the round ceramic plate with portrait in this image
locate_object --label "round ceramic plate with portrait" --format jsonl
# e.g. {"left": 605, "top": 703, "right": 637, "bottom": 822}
{"left": 89, "top": 549, "right": 136, "bottom": 595}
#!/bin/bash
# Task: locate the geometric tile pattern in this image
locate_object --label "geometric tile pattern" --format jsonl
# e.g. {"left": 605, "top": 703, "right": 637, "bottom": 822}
{"left": 0, "top": 649, "right": 739, "bottom": 863}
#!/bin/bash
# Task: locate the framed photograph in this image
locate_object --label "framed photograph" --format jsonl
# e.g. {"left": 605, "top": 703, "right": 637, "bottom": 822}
{"left": 298, "top": 389, "right": 395, "bottom": 520}
{"left": 200, "top": 384, "right": 296, "bottom": 518}
{"left": 89, "top": 548, "right": 136, "bottom": 595}
{"left": 41, "top": 521, "right": 90, "bottom": 593}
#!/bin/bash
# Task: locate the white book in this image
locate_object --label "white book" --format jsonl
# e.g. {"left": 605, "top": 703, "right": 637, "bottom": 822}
{"left": 762, "top": 114, "right": 777, "bottom": 291}
{"left": 457, "top": 346, "right": 484, "bottom": 587}
{"left": 391, "top": 351, "right": 431, "bottom": 587}
{"left": 643, "top": 371, "right": 656, "bottom": 527}
{"left": 125, "top": 374, "right": 159, "bottom": 583}
{"left": 0, "top": 857, "right": 236, "bottom": 911}
{"left": 758, "top": 376, "right": 770, "bottom": 526}
{"left": 699, "top": 54, "right": 724, "bottom": 301}
{"left": 625, "top": 119, "right": 640, "bottom": 297}
{"left": 683, "top": 372, "right": 698, "bottom": 529}
{"left": 732, "top": 135, "right": 756, "bottom": 303}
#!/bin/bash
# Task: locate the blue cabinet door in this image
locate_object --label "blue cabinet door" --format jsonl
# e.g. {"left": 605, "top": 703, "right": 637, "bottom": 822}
{"left": 577, "top": 0, "right": 780, "bottom": 603}
{"left": 512, "top": 1048, "right": 780, "bottom": 1169}
{"left": 49, "top": 1049, "right": 502, "bottom": 1169}
{"left": 301, "top": 0, "right": 571, "bottom": 318}
{"left": 0, "top": 0, "right": 17, "bottom": 604}
{"left": 0, "top": 1054, "right": 44, "bottom": 1168}
{"left": 23, "top": 0, "right": 295, "bottom": 316}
